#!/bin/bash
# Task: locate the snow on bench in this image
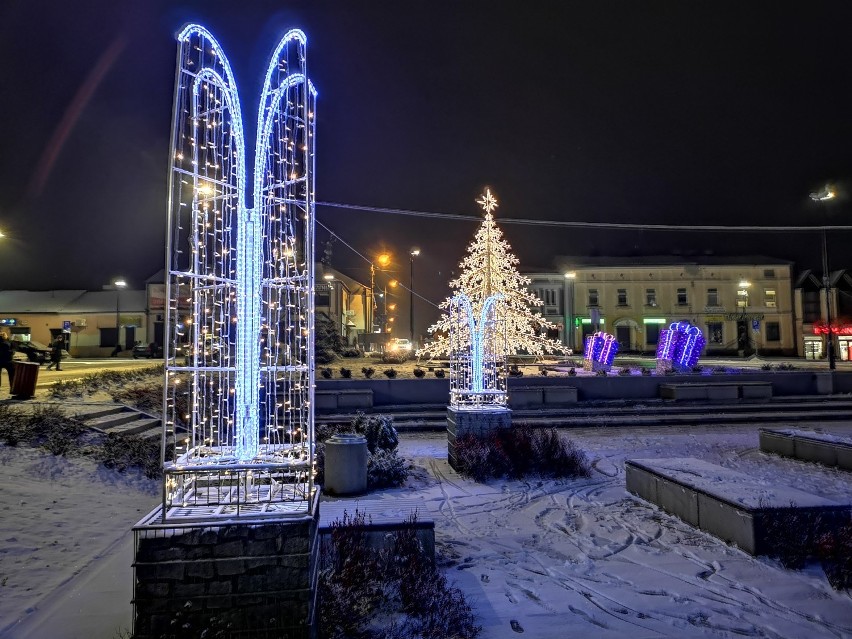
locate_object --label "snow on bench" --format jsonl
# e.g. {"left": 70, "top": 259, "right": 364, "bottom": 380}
{"left": 760, "top": 427, "right": 852, "bottom": 471}
{"left": 625, "top": 457, "right": 850, "bottom": 555}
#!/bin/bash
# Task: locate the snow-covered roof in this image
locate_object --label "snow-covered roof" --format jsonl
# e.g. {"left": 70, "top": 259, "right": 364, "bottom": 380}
{"left": 62, "top": 290, "right": 147, "bottom": 313}
{"left": 0, "top": 289, "right": 146, "bottom": 314}
{"left": 0, "top": 290, "right": 87, "bottom": 313}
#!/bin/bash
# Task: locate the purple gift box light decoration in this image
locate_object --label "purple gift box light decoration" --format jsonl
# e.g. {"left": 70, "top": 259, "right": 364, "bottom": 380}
{"left": 657, "top": 321, "right": 705, "bottom": 369}
{"left": 584, "top": 331, "right": 619, "bottom": 366}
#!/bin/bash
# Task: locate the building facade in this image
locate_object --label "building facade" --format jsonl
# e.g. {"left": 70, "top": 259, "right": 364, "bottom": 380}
{"left": 527, "top": 256, "right": 796, "bottom": 356}
{"left": 794, "top": 269, "right": 852, "bottom": 360}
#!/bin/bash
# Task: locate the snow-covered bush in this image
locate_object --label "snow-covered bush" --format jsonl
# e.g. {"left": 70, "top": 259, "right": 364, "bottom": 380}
{"left": 455, "top": 426, "right": 591, "bottom": 481}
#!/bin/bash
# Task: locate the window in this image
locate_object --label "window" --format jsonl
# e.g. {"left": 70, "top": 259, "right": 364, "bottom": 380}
{"left": 764, "top": 289, "right": 777, "bottom": 308}
{"left": 646, "top": 289, "right": 657, "bottom": 306}
{"left": 99, "top": 327, "right": 119, "bottom": 347}
{"left": 588, "top": 289, "right": 598, "bottom": 306}
{"left": 707, "top": 322, "right": 723, "bottom": 344}
{"left": 544, "top": 289, "right": 556, "bottom": 306}
{"left": 645, "top": 323, "right": 660, "bottom": 345}
{"left": 677, "top": 288, "right": 688, "bottom": 306}
{"left": 764, "top": 269, "right": 775, "bottom": 278}
{"left": 316, "top": 290, "right": 330, "bottom": 307}
{"left": 766, "top": 322, "right": 781, "bottom": 341}
{"left": 707, "top": 288, "right": 719, "bottom": 306}
{"left": 803, "top": 291, "right": 820, "bottom": 323}
{"left": 617, "top": 289, "right": 628, "bottom": 306}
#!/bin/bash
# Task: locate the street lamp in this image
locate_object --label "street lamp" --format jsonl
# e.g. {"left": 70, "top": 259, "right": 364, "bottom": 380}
{"left": 410, "top": 248, "right": 420, "bottom": 346}
{"left": 564, "top": 271, "right": 576, "bottom": 352}
{"left": 737, "top": 280, "right": 752, "bottom": 356}
{"left": 809, "top": 186, "right": 836, "bottom": 370}
{"left": 114, "top": 278, "right": 127, "bottom": 349}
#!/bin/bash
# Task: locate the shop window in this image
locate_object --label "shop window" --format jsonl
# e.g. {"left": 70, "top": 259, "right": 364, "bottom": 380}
{"left": 646, "top": 289, "right": 657, "bottom": 307}
{"left": 617, "top": 289, "right": 628, "bottom": 306}
{"left": 707, "top": 288, "right": 719, "bottom": 306}
{"left": 100, "top": 327, "right": 119, "bottom": 347}
{"left": 707, "top": 322, "right": 723, "bottom": 344}
{"left": 766, "top": 321, "right": 780, "bottom": 341}
{"left": 677, "top": 288, "right": 688, "bottom": 306}
{"left": 588, "top": 289, "right": 599, "bottom": 306}
{"left": 645, "top": 323, "right": 660, "bottom": 345}
{"left": 764, "top": 289, "right": 777, "bottom": 308}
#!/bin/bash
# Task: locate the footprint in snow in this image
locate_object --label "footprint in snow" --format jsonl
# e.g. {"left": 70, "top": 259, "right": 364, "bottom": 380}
{"left": 510, "top": 619, "right": 524, "bottom": 633}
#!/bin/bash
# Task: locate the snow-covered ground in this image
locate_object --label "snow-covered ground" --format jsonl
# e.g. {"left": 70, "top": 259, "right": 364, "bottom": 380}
{"left": 0, "top": 423, "right": 850, "bottom": 638}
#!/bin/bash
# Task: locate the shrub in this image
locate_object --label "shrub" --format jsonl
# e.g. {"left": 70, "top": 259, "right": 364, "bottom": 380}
{"left": 508, "top": 364, "right": 523, "bottom": 377}
{"left": 617, "top": 367, "right": 631, "bottom": 376}
{"left": 761, "top": 363, "right": 773, "bottom": 371}
{"left": 99, "top": 433, "right": 163, "bottom": 479}
{"left": 382, "top": 351, "right": 411, "bottom": 364}
{"left": 777, "top": 362, "right": 797, "bottom": 371}
{"left": 692, "top": 365, "right": 704, "bottom": 373}
{"left": 595, "top": 368, "right": 608, "bottom": 377}
{"left": 454, "top": 426, "right": 591, "bottom": 481}
{"left": 434, "top": 368, "right": 445, "bottom": 378}
{"left": 641, "top": 367, "right": 651, "bottom": 376}
{"left": 339, "top": 367, "right": 352, "bottom": 379}
{"left": 111, "top": 384, "right": 163, "bottom": 413}
{"left": 413, "top": 367, "right": 425, "bottom": 378}
{"left": 540, "top": 367, "right": 549, "bottom": 376}
{"left": 361, "top": 366, "right": 375, "bottom": 379}
{"left": 341, "top": 347, "right": 363, "bottom": 358}
{"left": 319, "top": 510, "right": 480, "bottom": 639}
{"left": 367, "top": 449, "right": 409, "bottom": 489}
{"left": 817, "top": 521, "right": 852, "bottom": 590}
{"left": 321, "top": 367, "right": 333, "bottom": 379}
{"left": 351, "top": 412, "right": 399, "bottom": 453}
{"left": 567, "top": 367, "right": 576, "bottom": 377}
{"left": 383, "top": 368, "right": 397, "bottom": 379}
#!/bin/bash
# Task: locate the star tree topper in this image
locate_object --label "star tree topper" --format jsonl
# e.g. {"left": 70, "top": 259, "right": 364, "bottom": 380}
{"left": 476, "top": 188, "right": 498, "bottom": 215}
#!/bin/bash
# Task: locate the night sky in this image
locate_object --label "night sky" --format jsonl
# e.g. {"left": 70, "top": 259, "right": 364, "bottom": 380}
{"left": 2, "top": 2, "right": 852, "bottom": 335}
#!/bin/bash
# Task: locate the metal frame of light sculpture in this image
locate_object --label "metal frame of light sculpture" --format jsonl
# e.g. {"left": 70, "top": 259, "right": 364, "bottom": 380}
{"left": 449, "top": 292, "right": 507, "bottom": 410}
{"left": 161, "top": 24, "right": 317, "bottom": 522}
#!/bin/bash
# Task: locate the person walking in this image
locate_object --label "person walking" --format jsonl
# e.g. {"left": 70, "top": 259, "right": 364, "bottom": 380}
{"left": 46, "top": 336, "right": 63, "bottom": 371}
{"left": 0, "top": 333, "right": 15, "bottom": 391}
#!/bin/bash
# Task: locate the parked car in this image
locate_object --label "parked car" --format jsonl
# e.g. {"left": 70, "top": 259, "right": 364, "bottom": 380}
{"left": 386, "top": 338, "right": 412, "bottom": 353}
{"left": 133, "top": 343, "right": 161, "bottom": 359}
{"left": 12, "top": 340, "right": 52, "bottom": 364}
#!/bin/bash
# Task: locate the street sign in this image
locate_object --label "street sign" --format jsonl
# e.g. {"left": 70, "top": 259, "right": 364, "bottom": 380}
{"left": 752, "top": 319, "right": 760, "bottom": 331}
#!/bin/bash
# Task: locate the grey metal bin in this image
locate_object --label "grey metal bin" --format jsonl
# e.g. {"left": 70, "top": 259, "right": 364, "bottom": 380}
{"left": 323, "top": 433, "right": 368, "bottom": 495}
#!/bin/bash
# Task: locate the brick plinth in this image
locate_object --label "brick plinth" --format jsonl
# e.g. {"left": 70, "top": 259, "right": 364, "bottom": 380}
{"left": 133, "top": 497, "right": 319, "bottom": 639}
{"left": 446, "top": 407, "right": 512, "bottom": 470}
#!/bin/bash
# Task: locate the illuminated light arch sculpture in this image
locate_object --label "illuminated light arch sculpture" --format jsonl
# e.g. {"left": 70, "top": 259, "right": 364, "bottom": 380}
{"left": 583, "top": 331, "right": 619, "bottom": 371}
{"left": 161, "top": 25, "right": 317, "bottom": 521}
{"left": 656, "top": 321, "right": 706, "bottom": 371}
{"left": 449, "top": 293, "right": 507, "bottom": 409}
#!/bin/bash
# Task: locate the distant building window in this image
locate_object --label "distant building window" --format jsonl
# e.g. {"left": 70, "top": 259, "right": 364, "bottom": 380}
{"left": 764, "top": 289, "right": 777, "bottom": 308}
{"left": 544, "top": 289, "right": 556, "bottom": 306}
{"left": 100, "top": 327, "right": 119, "bottom": 348}
{"left": 588, "top": 289, "right": 599, "bottom": 307}
{"left": 764, "top": 269, "right": 775, "bottom": 278}
{"left": 766, "top": 321, "right": 781, "bottom": 341}
{"left": 317, "top": 291, "right": 330, "bottom": 307}
{"left": 646, "top": 289, "right": 657, "bottom": 306}
{"left": 707, "top": 288, "right": 719, "bottom": 307}
{"left": 617, "top": 289, "right": 628, "bottom": 306}
{"left": 677, "top": 288, "right": 688, "bottom": 306}
{"left": 803, "top": 291, "right": 820, "bottom": 323}
{"left": 646, "top": 323, "right": 660, "bottom": 345}
{"left": 707, "top": 322, "right": 723, "bottom": 344}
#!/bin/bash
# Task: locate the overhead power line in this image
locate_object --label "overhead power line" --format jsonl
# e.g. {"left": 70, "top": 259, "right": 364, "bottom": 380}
{"left": 317, "top": 201, "right": 852, "bottom": 233}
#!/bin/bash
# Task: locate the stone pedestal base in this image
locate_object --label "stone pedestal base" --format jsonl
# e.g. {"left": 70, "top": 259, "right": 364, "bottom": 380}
{"left": 447, "top": 407, "right": 512, "bottom": 470}
{"left": 133, "top": 494, "right": 319, "bottom": 639}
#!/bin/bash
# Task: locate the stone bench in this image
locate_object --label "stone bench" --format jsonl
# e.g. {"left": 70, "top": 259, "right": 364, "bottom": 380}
{"left": 659, "top": 381, "right": 772, "bottom": 401}
{"left": 760, "top": 428, "right": 852, "bottom": 471}
{"left": 508, "top": 385, "right": 578, "bottom": 408}
{"left": 315, "top": 389, "right": 373, "bottom": 413}
{"left": 625, "top": 457, "right": 850, "bottom": 556}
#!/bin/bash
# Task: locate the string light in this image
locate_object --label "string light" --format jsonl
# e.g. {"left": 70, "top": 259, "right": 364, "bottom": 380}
{"left": 656, "top": 321, "right": 706, "bottom": 369}
{"left": 162, "top": 24, "right": 317, "bottom": 518}
{"left": 449, "top": 293, "right": 506, "bottom": 409}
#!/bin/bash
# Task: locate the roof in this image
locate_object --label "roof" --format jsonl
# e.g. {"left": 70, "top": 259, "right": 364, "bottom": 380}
{"left": 0, "top": 289, "right": 146, "bottom": 314}
{"left": 552, "top": 255, "right": 794, "bottom": 269}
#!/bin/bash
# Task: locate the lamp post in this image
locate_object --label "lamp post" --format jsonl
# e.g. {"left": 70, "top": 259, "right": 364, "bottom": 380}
{"left": 409, "top": 248, "right": 420, "bottom": 346}
{"left": 809, "top": 186, "right": 836, "bottom": 370}
{"left": 114, "top": 278, "right": 127, "bottom": 348}
{"left": 564, "top": 271, "right": 576, "bottom": 352}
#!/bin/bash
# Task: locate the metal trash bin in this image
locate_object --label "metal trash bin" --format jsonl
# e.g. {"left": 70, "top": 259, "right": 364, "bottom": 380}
{"left": 11, "top": 361, "right": 40, "bottom": 399}
{"left": 323, "top": 433, "right": 368, "bottom": 495}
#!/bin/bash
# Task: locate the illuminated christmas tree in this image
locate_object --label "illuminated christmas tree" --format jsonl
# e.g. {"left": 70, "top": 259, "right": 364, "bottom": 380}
{"left": 420, "top": 188, "right": 567, "bottom": 358}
